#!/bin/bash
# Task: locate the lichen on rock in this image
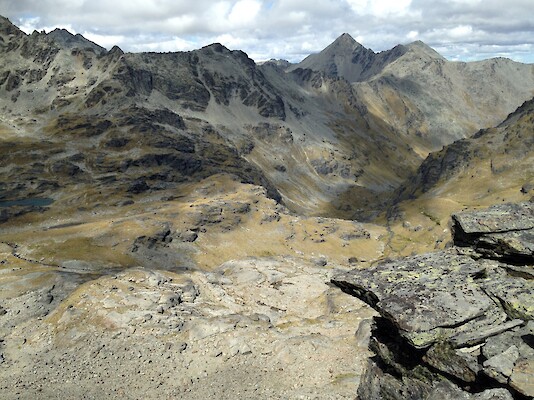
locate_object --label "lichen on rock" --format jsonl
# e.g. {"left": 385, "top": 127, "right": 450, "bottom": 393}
{"left": 334, "top": 202, "right": 534, "bottom": 399}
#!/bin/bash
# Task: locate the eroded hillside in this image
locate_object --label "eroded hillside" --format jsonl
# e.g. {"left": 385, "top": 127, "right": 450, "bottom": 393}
{"left": 383, "top": 97, "right": 534, "bottom": 257}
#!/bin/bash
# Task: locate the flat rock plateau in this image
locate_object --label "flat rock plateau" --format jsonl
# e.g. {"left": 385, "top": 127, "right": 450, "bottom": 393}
{"left": 0, "top": 15, "right": 533, "bottom": 399}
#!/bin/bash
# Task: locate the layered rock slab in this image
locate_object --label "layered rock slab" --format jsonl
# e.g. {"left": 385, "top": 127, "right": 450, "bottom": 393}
{"left": 452, "top": 202, "right": 534, "bottom": 262}
{"left": 333, "top": 202, "right": 534, "bottom": 399}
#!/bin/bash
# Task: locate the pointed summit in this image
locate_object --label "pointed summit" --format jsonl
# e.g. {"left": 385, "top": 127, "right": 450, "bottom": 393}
{"left": 0, "top": 15, "right": 24, "bottom": 37}
{"left": 405, "top": 40, "right": 444, "bottom": 60}
{"left": 47, "top": 28, "right": 105, "bottom": 54}
{"left": 289, "top": 33, "right": 376, "bottom": 82}
{"left": 108, "top": 45, "right": 124, "bottom": 56}
{"left": 333, "top": 33, "right": 359, "bottom": 46}
{"left": 323, "top": 33, "right": 366, "bottom": 54}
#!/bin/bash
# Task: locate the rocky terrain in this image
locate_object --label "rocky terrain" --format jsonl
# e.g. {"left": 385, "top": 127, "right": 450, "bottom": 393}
{"left": 0, "top": 174, "right": 387, "bottom": 399}
{"left": 1, "top": 14, "right": 534, "bottom": 400}
{"left": 0, "top": 253, "right": 377, "bottom": 399}
{"left": 334, "top": 202, "right": 533, "bottom": 399}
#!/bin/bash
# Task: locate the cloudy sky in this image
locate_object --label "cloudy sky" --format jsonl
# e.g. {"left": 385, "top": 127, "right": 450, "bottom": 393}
{"left": 1, "top": 0, "right": 533, "bottom": 63}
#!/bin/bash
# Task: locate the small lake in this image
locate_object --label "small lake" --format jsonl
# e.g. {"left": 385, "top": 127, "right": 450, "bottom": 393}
{"left": 0, "top": 198, "right": 54, "bottom": 208}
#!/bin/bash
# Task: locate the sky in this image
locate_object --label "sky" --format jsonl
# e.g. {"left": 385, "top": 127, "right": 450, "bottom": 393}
{"left": 1, "top": 0, "right": 533, "bottom": 63}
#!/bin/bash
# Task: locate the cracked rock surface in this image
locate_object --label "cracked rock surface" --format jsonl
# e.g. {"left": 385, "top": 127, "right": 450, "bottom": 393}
{"left": 333, "top": 201, "right": 534, "bottom": 399}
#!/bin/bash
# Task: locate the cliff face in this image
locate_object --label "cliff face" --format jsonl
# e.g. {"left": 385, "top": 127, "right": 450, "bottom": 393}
{"left": 334, "top": 202, "right": 534, "bottom": 399}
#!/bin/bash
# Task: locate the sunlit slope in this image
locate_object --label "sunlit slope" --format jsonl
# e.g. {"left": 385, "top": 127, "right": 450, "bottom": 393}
{"left": 384, "top": 98, "right": 534, "bottom": 257}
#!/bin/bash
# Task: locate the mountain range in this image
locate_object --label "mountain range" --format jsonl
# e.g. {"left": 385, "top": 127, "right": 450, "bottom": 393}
{"left": 1, "top": 16, "right": 533, "bottom": 220}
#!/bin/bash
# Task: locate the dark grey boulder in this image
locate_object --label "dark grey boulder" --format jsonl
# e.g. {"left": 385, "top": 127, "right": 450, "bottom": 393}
{"left": 334, "top": 202, "right": 534, "bottom": 399}
{"left": 452, "top": 202, "right": 534, "bottom": 262}
{"left": 334, "top": 251, "right": 509, "bottom": 349}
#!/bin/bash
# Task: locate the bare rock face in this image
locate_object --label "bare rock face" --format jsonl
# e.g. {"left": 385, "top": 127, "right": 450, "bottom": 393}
{"left": 46, "top": 28, "right": 105, "bottom": 54}
{"left": 333, "top": 201, "right": 534, "bottom": 399}
{"left": 452, "top": 202, "right": 534, "bottom": 264}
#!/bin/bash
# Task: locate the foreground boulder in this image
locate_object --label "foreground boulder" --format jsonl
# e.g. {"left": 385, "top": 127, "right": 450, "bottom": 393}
{"left": 333, "top": 202, "right": 534, "bottom": 399}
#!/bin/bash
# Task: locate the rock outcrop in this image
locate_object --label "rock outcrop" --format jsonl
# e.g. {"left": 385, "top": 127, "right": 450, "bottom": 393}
{"left": 452, "top": 202, "right": 534, "bottom": 265}
{"left": 333, "top": 202, "right": 534, "bottom": 399}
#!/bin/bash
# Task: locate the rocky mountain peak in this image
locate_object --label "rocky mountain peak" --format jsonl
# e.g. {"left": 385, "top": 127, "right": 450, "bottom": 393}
{"left": 0, "top": 15, "right": 14, "bottom": 29}
{"left": 198, "top": 42, "right": 257, "bottom": 71}
{"left": 108, "top": 44, "right": 124, "bottom": 56}
{"left": 405, "top": 40, "right": 444, "bottom": 59}
{"left": 259, "top": 58, "right": 291, "bottom": 69}
{"left": 288, "top": 33, "right": 377, "bottom": 82}
{"left": 0, "top": 15, "right": 24, "bottom": 38}
{"left": 201, "top": 42, "right": 232, "bottom": 54}
{"left": 331, "top": 32, "right": 361, "bottom": 48}
{"left": 47, "top": 27, "right": 105, "bottom": 53}
{"left": 323, "top": 32, "right": 369, "bottom": 56}
{"left": 50, "top": 27, "right": 69, "bottom": 35}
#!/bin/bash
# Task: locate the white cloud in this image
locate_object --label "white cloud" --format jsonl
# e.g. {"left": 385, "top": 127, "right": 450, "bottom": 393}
{"left": 129, "top": 36, "right": 197, "bottom": 52}
{"left": 228, "top": 0, "right": 262, "bottom": 25}
{"left": 407, "top": 30, "right": 419, "bottom": 40}
{"left": 204, "top": 1, "right": 232, "bottom": 31}
{"left": 82, "top": 32, "right": 127, "bottom": 49}
{"left": 347, "top": 0, "right": 413, "bottom": 17}
{"left": 449, "top": 0, "right": 481, "bottom": 4}
{"left": 1, "top": 0, "right": 533, "bottom": 63}
{"left": 449, "top": 25, "right": 474, "bottom": 39}
{"left": 17, "top": 17, "right": 41, "bottom": 34}
{"left": 214, "top": 33, "right": 248, "bottom": 49}
{"left": 160, "top": 15, "right": 197, "bottom": 33}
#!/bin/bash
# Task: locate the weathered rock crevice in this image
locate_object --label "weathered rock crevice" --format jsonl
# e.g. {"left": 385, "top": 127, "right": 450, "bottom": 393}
{"left": 334, "top": 202, "right": 534, "bottom": 399}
